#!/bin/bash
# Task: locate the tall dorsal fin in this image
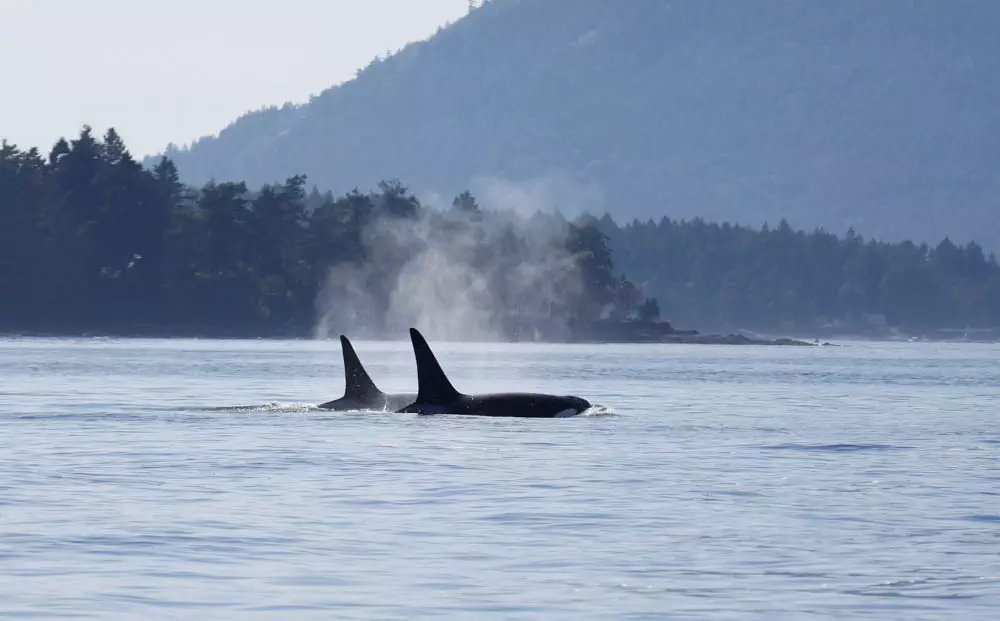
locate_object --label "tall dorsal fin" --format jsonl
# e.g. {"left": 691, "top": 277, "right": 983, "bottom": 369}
{"left": 409, "top": 328, "right": 462, "bottom": 403}
{"left": 340, "top": 335, "right": 382, "bottom": 401}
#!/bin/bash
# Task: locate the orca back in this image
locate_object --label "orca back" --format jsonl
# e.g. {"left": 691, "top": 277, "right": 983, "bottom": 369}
{"left": 409, "top": 328, "right": 462, "bottom": 404}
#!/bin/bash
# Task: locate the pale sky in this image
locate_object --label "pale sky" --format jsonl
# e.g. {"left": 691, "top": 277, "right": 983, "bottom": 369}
{"left": 1, "top": 0, "right": 469, "bottom": 158}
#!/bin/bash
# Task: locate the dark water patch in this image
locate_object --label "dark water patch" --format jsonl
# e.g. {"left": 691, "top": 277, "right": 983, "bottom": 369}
{"left": 107, "top": 593, "right": 235, "bottom": 608}
{"left": 963, "top": 514, "right": 1000, "bottom": 523}
{"left": 138, "top": 570, "right": 241, "bottom": 581}
{"left": 482, "top": 511, "right": 617, "bottom": 525}
{"left": 6, "top": 411, "right": 154, "bottom": 422}
{"left": 694, "top": 489, "right": 766, "bottom": 498}
{"left": 0, "top": 611, "right": 91, "bottom": 619}
{"left": 802, "top": 514, "right": 878, "bottom": 524}
{"left": 846, "top": 589, "right": 983, "bottom": 601}
{"left": 762, "top": 570, "right": 830, "bottom": 578}
{"left": 527, "top": 482, "right": 571, "bottom": 490}
{"left": 759, "top": 443, "right": 913, "bottom": 452}
{"left": 63, "top": 533, "right": 303, "bottom": 548}
{"left": 244, "top": 605, "right": 325, "bottom": 612}
{"left": 843, "top": 575, "right": 999, "bottom": 601}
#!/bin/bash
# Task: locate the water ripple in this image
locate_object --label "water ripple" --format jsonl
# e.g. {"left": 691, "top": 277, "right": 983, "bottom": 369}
{"left": 1, "top": 337, "right": 999, "bottom": 619}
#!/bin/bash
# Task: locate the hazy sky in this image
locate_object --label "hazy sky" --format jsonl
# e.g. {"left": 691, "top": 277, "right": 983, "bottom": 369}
{"left": 1, "top": 0, "right": 469, "bottom": 158}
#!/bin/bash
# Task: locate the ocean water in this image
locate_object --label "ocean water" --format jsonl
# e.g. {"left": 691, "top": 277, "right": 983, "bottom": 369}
{"left": 0, "top": 336, "right": 998, "bottom": 620}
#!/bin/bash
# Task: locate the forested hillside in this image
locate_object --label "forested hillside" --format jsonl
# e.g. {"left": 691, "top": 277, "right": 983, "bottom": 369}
{"left": 602, "top": 215, "right": 1000, "bottom": 334}
{"left": 156, "top": 0, "right": 1000, "bottom": 251}
{"left": 1, "top": 129, "right": 647, "bottom": 340}
{"left": 5, "top": 129, "right": 1000, "bottom": 339}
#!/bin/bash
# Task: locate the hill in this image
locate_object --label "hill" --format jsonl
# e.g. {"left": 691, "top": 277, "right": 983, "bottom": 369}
{"left": 154, "top": 0, "right": 1000, "bottom": 250}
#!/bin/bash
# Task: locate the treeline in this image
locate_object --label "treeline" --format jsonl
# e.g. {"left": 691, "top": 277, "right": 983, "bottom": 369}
{"left": 3, "top": 127, "right": 999, "bottom": 338}
{"left": 0, "top": 128, "right": 646, "bottom": 337}
{"left": 599, "top": 215, "right": 1000, "bottom": 332}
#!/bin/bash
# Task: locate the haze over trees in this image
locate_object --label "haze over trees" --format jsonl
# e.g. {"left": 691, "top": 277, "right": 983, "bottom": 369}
{"left": 154, "top": 0, "right": 1000, "bottom": 252}
{"left": 4, "top": 129, "right": 1000, "bottom": 339}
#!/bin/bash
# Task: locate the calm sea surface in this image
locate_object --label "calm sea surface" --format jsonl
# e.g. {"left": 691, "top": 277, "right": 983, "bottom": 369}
{"left": 1, "top": 337, "right": 998, "bottom": 619}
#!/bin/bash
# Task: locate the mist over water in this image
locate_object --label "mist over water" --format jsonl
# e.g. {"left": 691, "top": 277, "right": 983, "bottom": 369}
{"left": 313, "top": 190, "right": 583, "bottom": 343}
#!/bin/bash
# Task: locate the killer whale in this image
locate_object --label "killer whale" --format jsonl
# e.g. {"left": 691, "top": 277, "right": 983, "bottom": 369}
{"left": 397, "top": 328, "right": 591, "bottom": 418}
{"left": 318, "top": 335, "right": 417, "bottom": 411}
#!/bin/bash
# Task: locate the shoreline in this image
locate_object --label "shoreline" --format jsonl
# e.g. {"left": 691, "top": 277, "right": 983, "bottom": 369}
{"left": 0, "top": 329, "right": 814, "bottom": 346}
{"left": 2, "top": 324, "right": 996, "bottom": 346}
{"left": 0, "top": 329, "right": 958, "bottom": 347}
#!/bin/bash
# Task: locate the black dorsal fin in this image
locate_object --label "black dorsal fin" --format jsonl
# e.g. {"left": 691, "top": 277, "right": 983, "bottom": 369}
{"left": 409, "top": 328, "right": 462, "bottom": 403}
{"left": 340, "top": 335, "right": 382, "bottom": 401}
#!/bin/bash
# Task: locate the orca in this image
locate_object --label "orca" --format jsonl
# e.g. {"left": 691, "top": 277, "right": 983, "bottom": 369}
{"left": 318, "top": 335, "right": 417, "bottom": 411}
{"left": 397, "top": 328, "right": 591, "bottom": 418}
